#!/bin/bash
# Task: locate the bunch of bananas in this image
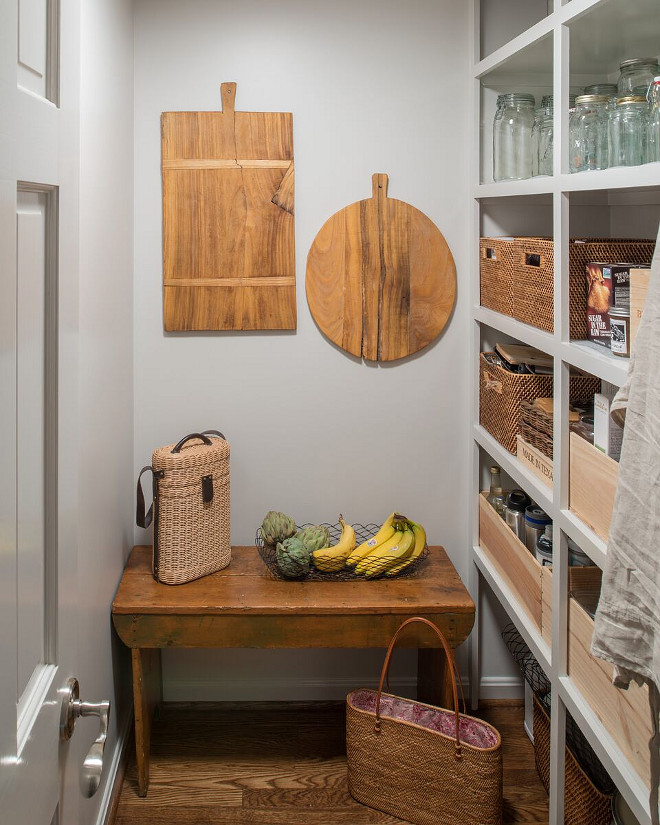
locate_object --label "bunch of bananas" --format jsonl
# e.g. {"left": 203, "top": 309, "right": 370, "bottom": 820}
{"left": 311, "top": 512, "right": 426, "bottom": 578}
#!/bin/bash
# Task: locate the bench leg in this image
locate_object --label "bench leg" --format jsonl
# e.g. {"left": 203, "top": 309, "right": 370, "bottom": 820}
{"left": 132, "top": 648, "right": 162, "bottom": 797}
{"left": 417, "top": 648, "right": 457, "bottom": 709}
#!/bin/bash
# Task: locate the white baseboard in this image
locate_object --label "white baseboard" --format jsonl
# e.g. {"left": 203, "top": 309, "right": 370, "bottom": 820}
{"left": 163, "top": 674, "right": 524, "bottom": 702}
{"left": 95, "top": 708, "right": 133, "bottom": 825}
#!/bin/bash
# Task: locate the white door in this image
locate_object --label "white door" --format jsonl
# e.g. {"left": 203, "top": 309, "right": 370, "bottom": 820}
{"left": 0, "top": 0, "right": 98, "bottom": 822}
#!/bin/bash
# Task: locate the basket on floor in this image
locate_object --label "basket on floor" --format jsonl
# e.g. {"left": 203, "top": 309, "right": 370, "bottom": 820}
{"left": 533, "top": 696, "right": 613, "bottom": 825}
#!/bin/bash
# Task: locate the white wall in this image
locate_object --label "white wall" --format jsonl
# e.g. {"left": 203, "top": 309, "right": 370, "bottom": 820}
{"left": 132, "top": 0, "right": 505, "bottom": 700}
{"left": 76, "top": 0, "right": 134, "bottom": 820}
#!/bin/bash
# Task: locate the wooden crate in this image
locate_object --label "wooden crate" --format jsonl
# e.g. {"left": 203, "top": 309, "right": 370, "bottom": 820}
{"left": 517, "top": 435, "right": 553, "bottom": 489}
{"left": 630, "top": 267, "right": 650, "bottom": 351}
{"left": 541, "top": 566, "right": 602, "bottom": 648}
{"left": 479, "top": 492, "right": 543, "bottom": 632}
{"left": 568, "top": 596, "right": 652, "bottom": 789}
{"left": 569, "top": 432, "right": 619, "bottom": 542}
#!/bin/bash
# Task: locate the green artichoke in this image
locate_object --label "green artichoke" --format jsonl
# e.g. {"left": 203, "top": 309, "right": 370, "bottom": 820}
{"left": 261, "top": 510, "right": 296, "bottom": 545}
{"left": 276, "top": 536, "right": 310, "bottom": 578}
{"left": 296, "top": 525, "right": 331, "bottom": 553}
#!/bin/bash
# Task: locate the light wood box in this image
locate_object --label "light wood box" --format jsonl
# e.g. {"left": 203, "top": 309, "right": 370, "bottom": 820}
{"left": 568, "top": 596, "right": 652, "bottom": 789}
{"left": 630, "top": 267, "right": 650, "bottom": 351}
{"left": 541, "top": 566, "right": 602, "bottom": 647}
{"left": 569, "top": 432, "right": 618, "bottom": 542}
{"left": 479, "top": 493, "right": 543, "bottom": 633}
{"left": 517, "top": 435, "right": 553, "bottom": 489}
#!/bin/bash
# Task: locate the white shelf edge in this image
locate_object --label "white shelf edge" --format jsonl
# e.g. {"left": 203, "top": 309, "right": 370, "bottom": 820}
{"left": 473, "top": 424, "right": 554, "bottom": 515}
{"left": 558, "top": 165, "right": 660, "bottom": 193}
{"left": 474, "top": 14, "right": 555, "bottom": 80}
{"left": 560, "top": 340, "right": 629, "bottom": 387}
{"left": 557, "top": 508, "right": 608, "bottom": 570}
{"left": 473, "top": 544, "right": 551, "bottom": 673}
{"left": 474, "top": 178, "right": 555, "bottom": 199}
{"left": 557, "top": 0, "right": 612, "bottom": 27}
{"left": 474, "top": 307, "right": 555, "bottom": 353}
{"left": 558, "top": 675, "right": 652, "bottom": 825}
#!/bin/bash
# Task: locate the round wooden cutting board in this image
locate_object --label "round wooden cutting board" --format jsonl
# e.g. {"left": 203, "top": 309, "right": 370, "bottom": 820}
{"left": 306, "top": 174, "right": 456, "bottom": 361}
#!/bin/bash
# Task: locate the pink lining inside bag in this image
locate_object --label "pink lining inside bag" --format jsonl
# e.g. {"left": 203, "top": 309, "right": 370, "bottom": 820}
{"left": 350, "top": 689, "right": 499, "bottom": 749}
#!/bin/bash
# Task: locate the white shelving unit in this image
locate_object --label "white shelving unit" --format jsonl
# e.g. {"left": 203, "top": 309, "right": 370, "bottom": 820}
{"left": 470, "top": 2, "right": 660, "bottom": 824}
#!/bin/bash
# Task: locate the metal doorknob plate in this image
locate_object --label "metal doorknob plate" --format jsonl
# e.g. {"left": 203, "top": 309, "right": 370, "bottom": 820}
{"left": 60, "top": 677, "right": 111, "bottom": 798}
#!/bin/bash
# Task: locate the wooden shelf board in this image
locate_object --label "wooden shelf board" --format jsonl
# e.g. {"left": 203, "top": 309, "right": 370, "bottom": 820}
{"left": 561, "top": 340, "right": 628, "bottom": 387}
{"left": 475, "top": 17, "right": 554, "bottom": 81}
{"left": 474, "top": 307, "right": 555, "bottom": 354}
{"left": 558, "top": 508, "right": 608, "bottom": 570}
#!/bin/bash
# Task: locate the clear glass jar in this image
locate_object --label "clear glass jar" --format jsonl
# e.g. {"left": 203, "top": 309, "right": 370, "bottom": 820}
{"left": 608, "top": 96, "right": 648, "bottom": 168}
{"left": 538, "top": 108, "right": 554, "bottom": 176}
{"left": 584, "top": 83, "right": 618, "bottom": 97}
{"left": 493, "top": 93, "right": 536, "bottom": 182}
{"left": 617, "top": 58, "right": 660, "bottom": 95}
{"left": 569, "top": 95, "right": 609, "bottom": 172}
{"left": 647, "top": 77, "right": 660, "bottom": 163}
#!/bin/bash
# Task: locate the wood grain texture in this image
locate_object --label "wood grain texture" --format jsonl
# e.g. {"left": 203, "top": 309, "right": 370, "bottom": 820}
{"left": 568, "top": 597, "right": 652, "bottom": 789}
{"left": 568, "top": 432, "right": 618, "bottom": 542}
{"left": 161, "top": 82, "right": 295, "bottom": 331}
{"left": 478, "top": 493, "right": 543, "bottom": 631}
{"left": 112, "top": 701, "right": 548, "bottom": 825}
{"left": 133, "top": 648, "right": 162, "bottom": 797}
{"left": 306, "top": 174, "right": 456, "bottom": 362}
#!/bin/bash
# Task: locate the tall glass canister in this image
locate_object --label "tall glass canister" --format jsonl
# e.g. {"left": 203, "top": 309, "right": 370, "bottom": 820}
{"left": 493, "top": 93, "right": 536, "bottom": 181}
{"left": 648, "top": 77, "right": 660, "bottom": 163}
{"left": 617, "top": 58, "right": 660, "bottom": 96}
{"left": 538, "top": 107, "right": 554, "bottom": 176}
{"left": 569, "top": 95, "right": 609, "bottom": 172}
{"left": 608, "top": 96, "right": 649, "bottom": 168}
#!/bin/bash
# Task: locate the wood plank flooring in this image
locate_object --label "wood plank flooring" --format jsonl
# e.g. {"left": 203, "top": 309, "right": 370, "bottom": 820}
{"left": 114, "top": 700, "right": 548, "bottom": 824}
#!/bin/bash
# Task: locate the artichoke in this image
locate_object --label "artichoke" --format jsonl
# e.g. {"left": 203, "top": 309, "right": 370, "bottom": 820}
{"left": 296, "top": 525, "right": 331, "bottom": 554}
{"left": 276, "top": 536, "right": 311, "bottom": 579}
{"left": 261, "top": 510, "right": 296, "bottom": 545}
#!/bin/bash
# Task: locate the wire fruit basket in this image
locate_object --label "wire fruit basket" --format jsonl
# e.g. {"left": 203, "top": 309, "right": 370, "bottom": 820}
{"left": 256, "top": 521, "right": 429, "bottom": 581}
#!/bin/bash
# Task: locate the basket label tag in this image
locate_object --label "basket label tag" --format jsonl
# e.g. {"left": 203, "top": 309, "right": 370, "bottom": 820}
{"left": 202, "top": 474, "right": 214, "bottom": 503}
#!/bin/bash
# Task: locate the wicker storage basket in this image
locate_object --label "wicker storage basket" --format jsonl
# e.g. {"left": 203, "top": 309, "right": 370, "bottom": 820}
{"left": 533, "top": 696, "right": 613, "bottom": 825}
{"left": 479, "top": 237, "right": 516, "bottom": 317}
{"left": 512, "top": 237, "right": 655, "bottom": 337}
{"left": 479, "top": 353, "right": 600, "bottom": 454}
{"left": 136, "top": 430, "right": 231, "bottom": 584}
{"left": 520, "top": 400, "right": 554, "bottom": 459}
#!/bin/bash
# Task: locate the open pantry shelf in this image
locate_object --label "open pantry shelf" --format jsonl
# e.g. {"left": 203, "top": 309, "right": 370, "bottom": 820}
{"left": 470, "top": 1, "right": 656, "bottom": 823}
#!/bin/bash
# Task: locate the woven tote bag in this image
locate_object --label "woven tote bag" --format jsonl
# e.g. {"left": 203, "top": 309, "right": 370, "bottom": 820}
{"left": 346, "top": 617, "right": 502, "bottom": 825}
{"left": 136, "top": 430, "right": 230, "bottom": 584}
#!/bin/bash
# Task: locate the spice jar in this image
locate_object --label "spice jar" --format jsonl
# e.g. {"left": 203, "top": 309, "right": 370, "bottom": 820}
{"left": 617, "top": 58, "right": 660, "bottom": 95}
{"left": 609, "top": 306, "right": 630, "bottom": 357}
{"left": 493, "top": 93, "right": 536, "bottom": 182}
{"left": 608, "top": 96, "right": 648, "bottom": 167}
{"left": 648, "top": 77, "right": 660, "bottom": 163}
{"left": 569, "top": 95, "right": 609, "bottom": 172}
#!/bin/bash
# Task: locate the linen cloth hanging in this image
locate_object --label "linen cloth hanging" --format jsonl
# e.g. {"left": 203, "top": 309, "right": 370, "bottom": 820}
{"left": 591, "top": 221, "right": 660, "bottom": 824}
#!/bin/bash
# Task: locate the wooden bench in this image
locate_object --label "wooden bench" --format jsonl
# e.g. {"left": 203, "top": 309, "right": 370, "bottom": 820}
{"left": 112, "top": 545, "right": 475, "bottom": 796}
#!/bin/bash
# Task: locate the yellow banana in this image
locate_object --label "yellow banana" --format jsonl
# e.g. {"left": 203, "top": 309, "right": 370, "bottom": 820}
{"left": 385, "top": 520, "right": 426, "bottom": 576}
{"left": 312, "top": 516, "right": 357, "bottom": 572}
{"left": 354, "top": 529, "right": 404, "bottom": 575}
{"left": 346, "top": 512, "right": 397, "bottom": 567}
{"left": 363, "top": 528, "right": 415, "bottom": 578}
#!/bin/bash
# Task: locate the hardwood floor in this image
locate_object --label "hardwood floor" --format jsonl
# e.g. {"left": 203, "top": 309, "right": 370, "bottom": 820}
{"left": 114, "top": 700, "right": 548, "bottom": 824}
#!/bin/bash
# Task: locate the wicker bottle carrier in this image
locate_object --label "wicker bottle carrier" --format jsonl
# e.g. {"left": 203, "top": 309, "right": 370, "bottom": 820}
{"left": 136, "top": 430, "right": 230, "bottom": 584}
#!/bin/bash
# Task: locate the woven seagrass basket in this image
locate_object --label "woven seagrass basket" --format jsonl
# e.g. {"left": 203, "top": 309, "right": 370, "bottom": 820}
{"left": 137, "top": 431, "right": 231, "bottom": 584}
{"left": 512, "top": 237, "right": 655, "bottom": 337}
{"left": 533, "top": 696, "right": 613, "bottom": 825}
{"left": 479, "top": 352, "right": 600, "bottom": 454}
{"left": 479, "top": 237, "right": 516, "bottom": 317}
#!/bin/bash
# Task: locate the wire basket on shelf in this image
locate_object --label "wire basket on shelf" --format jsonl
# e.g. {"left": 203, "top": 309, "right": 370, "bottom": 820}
{"left": 256, "top": 521, "right": 429, "bottom": 581}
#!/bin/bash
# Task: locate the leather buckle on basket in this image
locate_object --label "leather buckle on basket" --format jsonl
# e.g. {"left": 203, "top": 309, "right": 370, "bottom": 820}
{"left": 455, "top": 743, "right": 463, "bottom": 760}
{"left": 202, "top": 474, "right": 213, "bottom": 503}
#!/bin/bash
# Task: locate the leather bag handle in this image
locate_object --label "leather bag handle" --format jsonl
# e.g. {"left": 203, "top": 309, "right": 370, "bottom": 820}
{"left": 171, "top": 432, "right": 213, "bottom": 453}
{"left": 201, "top": 429, "right": 226, "bottom": 440}
{"left": 136, "top": 466, "right": 155, "bottom": 528}
{"left": 375, "top": 617, "right": 463, "bottom": 757}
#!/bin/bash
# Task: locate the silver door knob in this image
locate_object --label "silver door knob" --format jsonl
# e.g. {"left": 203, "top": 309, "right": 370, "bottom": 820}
{"left": 60, "top": 677, "right": 111, "bottom": 798}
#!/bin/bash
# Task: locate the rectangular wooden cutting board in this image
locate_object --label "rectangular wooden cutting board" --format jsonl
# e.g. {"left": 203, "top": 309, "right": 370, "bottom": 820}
{"left": 161, "top": 82, "right": 296, "bottom": 331}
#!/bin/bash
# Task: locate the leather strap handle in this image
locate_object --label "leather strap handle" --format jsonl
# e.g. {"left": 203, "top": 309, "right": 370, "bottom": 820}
{"left": 171, "top": 432, "right": 212, "bottom": 453}
{"left": 375, "top": 617, "right": 463, "bottom": 757}
{"left": 136, "top": 466, "right": 154, "bottom": 528}
{"left": 201, "top": 429, "right": 226, "bottom": 440}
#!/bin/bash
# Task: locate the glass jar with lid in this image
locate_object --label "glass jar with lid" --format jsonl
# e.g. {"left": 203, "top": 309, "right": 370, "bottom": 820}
{"left": 608, "top": 96, "right": 649, "bottom": 168}
{"left": 537, "top": 107, "right": 554, "bottom": 176}
{"left": 648, "top": 77, "right": 660, "bottom": 163}
{"left": 569, "top": 94, "right": 609, "bottom": 172}
{"left": 617, "top": 58, "right": 660, "bottom": 95}
{"left": 493, "top": 93, "right": 536, "bottom": 182}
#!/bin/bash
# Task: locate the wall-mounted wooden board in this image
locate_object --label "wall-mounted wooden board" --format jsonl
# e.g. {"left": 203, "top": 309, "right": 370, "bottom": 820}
{"left": 161, "top": 82, "right": 295, "bottom": 331}
{"left": 306, "top": 174, "right": 456, "bottom": 361}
